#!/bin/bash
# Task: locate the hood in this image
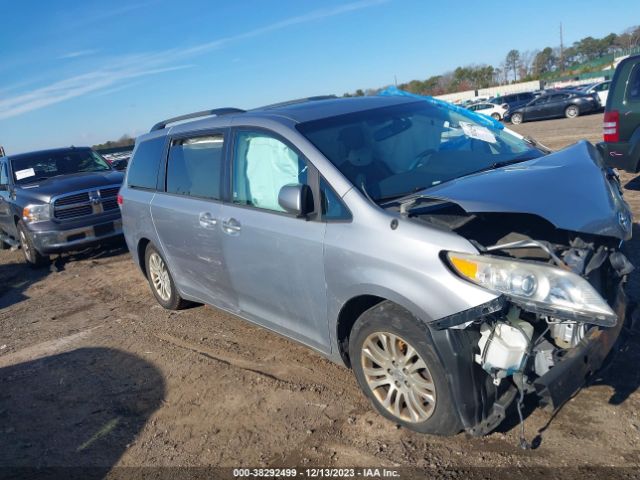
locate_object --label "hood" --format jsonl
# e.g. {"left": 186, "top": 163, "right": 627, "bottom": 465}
{"left": 413, "top": 141, "right": 632, "bottom": 241}
{"left": 17, "top": 170, "right": 124, "bottom": 202}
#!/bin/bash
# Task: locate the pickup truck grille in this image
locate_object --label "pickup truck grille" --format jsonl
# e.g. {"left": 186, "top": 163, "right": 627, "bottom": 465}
{"left": 53, "top": 185, "right": 121, "bottom": 220}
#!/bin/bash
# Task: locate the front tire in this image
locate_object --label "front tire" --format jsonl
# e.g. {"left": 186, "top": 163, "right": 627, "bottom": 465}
{"left": 510, "top": 112, "right": 523, "bottom": 124}
{"left": 565, "top": 105, "right": 579, "bottom": 118}
{"left": 491, "top": 112, "right": 501, "bottom": 120}
{"left": 17, "top": 221, "right": 49, "bottom": 267}
{"left": 349, "top": 301, "right": 461, "bottom": 435}
{"left": 144, "top": 243, "right": 189, "bottom": 310}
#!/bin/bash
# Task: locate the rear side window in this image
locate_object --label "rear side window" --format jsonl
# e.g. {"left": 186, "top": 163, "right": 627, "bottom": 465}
{"left": 166, "top": 135, "right": 224, "bottom": 200}
{"left": 127, "top": 137, "right": 165, "bottom": 190}
{"left": 627, "top": 64, "right": 640, "bottom": 102}
{"left": 0, "top": 160, "right": 8, "bottom": 185}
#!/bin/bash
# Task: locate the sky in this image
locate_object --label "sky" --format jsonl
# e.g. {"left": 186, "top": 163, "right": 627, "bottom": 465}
{"left": 0, "top": 0, "right": 638, "bottom": 153}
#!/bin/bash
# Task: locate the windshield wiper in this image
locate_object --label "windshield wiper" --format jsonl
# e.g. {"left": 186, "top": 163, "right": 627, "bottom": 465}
{"left": 523, "top": 135, "right": 551, "bottom": 153}
{"left": 375, "top": 185, "right": 428, "bottom": 204}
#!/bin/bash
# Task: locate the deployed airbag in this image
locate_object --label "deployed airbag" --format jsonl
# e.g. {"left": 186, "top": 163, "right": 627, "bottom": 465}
{"left": 244, "top": 135, "right": 302, "bottom": 211}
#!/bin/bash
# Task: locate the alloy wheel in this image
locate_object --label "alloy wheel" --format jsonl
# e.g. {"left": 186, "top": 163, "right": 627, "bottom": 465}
{"left": 148, "top": 252, "right": 171, "bottom": 301}
{"left": 19, "top": 229, "right": 32, "bottom": 262}
{"left": 360, "top": 332, "right": 436, "bottom": 423}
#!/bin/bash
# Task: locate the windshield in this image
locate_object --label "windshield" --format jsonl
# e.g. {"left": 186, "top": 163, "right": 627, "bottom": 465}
{"left": 11, "top": 149, "right": 111, "bottom": 185}
{"left": 297, "top": 101, "right": 543, "bottom": 201}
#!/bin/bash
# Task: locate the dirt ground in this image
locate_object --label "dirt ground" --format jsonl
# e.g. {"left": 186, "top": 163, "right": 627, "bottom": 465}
{"left": 1, "top": 112, "right": 640, "bottom": 477}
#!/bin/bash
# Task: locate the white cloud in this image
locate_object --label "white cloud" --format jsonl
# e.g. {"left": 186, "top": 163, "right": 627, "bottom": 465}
{"left": 58, "top": 49, "right": 99, "bottom": 60}
{"left": 0, "top": 0, "right": 389, "bottom": 120}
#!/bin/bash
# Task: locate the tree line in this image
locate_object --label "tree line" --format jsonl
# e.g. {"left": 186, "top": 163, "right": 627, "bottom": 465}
{"left": 93, "top": 134, "right": 135, "bottom": 151}
{"left": 344, "top": 24, "right": 640, "bottom": 97}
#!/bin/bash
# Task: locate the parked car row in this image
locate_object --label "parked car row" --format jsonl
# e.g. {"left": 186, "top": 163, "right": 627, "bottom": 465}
{"left": 464, "top": 80, "right": 611, "bottom": 125}
{"left": 101, "top": 151, "right": 131, "bottom": 171}
{"left": 506, "top": 90, "right": 601, "bottom": 124}
{"left": 1, "top": 56, "right": 637, "bottom": 442}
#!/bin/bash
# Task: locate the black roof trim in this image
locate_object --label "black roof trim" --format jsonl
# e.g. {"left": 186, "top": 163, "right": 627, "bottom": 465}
{"left": 151, "top": 108, "right": 246, "bottom": 132}
{"left": 255, "top": 95, "right": 338, "bottom": 111}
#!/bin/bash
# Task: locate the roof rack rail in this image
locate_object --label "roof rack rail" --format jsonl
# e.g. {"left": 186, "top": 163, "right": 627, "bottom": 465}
{"left": 257, "top": 95, "right": 337, "bottom": 110}
{"left": 151, "top": 108, "right": 246, "bottom": 132}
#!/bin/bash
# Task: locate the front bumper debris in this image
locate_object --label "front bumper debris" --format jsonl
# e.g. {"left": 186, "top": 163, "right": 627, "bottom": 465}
{"left": 534, "top": 282, "right": 627, "bottom": 410}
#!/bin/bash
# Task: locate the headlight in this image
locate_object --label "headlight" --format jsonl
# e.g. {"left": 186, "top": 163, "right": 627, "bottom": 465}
{"left": 22, "top": 204, "right": 51, "bottom": 223}
{"left": 445, "top": 252, "right": 617, "bottom": 327}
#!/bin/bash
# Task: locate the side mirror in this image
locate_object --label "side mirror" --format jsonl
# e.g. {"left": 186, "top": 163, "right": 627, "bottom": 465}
{"left": 278, "top": 184, "right": 314, "bottom": 217}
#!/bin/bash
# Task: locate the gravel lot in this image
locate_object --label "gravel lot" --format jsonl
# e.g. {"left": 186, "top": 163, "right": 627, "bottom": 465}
{"left": 1, "top": 112, "right": 639, "bottom": 476}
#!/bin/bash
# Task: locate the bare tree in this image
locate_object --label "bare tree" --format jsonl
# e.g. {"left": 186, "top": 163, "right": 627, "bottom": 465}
{"left": 505, "top": 50, "right": 521, "bottom": 82}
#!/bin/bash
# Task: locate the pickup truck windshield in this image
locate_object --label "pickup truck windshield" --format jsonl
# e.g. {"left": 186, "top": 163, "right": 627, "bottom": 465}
{"left": 11, "top": 150, "right": 110, "bottom": 185}
{"left": 297, "top": 101, "right": 543, "bottom": 201}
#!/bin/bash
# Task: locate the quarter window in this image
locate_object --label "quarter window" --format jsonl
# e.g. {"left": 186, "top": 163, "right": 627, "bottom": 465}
{"left": 166, "top": 134, "right": 224, "bottom": 200}
{"left": 627, "top": 64, "right": 640, "bottom": 102}
{"left": 320, "top": 178, "right": 351, "bottom": 221}
{"left": 232, "top": 131, "right": 308, "bottom": 212}
{"left": 127, "top": 137, "right": 165, "bottom": 190}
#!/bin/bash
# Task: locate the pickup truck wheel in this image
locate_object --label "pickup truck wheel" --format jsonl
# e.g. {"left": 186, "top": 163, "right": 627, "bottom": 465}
{"left": 145, "top": 244, "right": 189, "bottom": 310}
{"left": 17, "top": 221, "right": 49, "bottom": 268}
{"left": 349, "top": 301, "right": 461, "bottom": 435}
{"left": 565, "top": 105, "right": 579, "bottom": 118}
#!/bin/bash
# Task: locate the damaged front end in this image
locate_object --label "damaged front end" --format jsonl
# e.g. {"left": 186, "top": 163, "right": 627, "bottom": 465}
{"left": 439, "top": 236, "right": 631, "bottom": 437}
{"left": 386, "top": 142, "right": 634, "bottom": 437}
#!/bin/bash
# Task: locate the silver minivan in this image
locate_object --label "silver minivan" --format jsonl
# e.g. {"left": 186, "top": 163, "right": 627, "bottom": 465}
{"left": 119, "top": 91, "right": 633, "bottom": 438}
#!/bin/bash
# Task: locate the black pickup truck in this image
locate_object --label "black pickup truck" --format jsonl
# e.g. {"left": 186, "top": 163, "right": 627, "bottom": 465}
{"left": 0, "top": 146, "right": 124, "bottom": 266}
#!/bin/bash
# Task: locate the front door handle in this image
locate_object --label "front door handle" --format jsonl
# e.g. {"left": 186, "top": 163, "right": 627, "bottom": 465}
{"left": 222, "top": 217, "right": 241, "bottom": 235}
{"left": 199, "top": 212, "right": 218, "bottom": 229}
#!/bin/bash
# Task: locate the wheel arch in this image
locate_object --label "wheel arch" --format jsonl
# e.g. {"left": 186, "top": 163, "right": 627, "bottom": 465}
{"left": 335, "top": 287, "right": 431, "bottom": 368}
{"left": 137, "top": 237, "right": 151, "bottom": 277}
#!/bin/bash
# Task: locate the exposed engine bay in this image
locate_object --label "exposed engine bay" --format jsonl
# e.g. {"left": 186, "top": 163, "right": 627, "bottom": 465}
{"left": 421, "top": 201, "right": 631, "bottom": 380}
{"left": 388, "top": 192, "right": 634, "bottom": 440}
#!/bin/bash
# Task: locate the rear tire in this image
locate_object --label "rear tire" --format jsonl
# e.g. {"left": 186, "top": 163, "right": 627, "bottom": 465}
{"left": 144, "top": 243, "right": 189, "bottom": 310}
{"left": 17, "top": 221, "right": 49, "bottom": 268}
{"left": 510, "top": 112, "right": 523, "bottom": 125}
{"left": 349, "top": 301, "right": 462, "bottom": 436}
{"left": 565, "top": 105, "right": 579, "bottom": 118}
{"left": 491, "top": 112, "right": 501, "bottom": 120}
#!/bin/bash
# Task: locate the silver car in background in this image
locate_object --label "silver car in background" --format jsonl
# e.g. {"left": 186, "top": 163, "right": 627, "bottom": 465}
{"left": 119, "top": 92, "right": 633, "bottom": 437}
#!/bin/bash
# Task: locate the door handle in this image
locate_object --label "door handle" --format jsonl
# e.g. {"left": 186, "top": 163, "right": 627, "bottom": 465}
{"left": 198, "top": 212, "right": 218, "bottom": 229}
{"left": 222, "top": 217, "right": 241, "bottom": 235}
